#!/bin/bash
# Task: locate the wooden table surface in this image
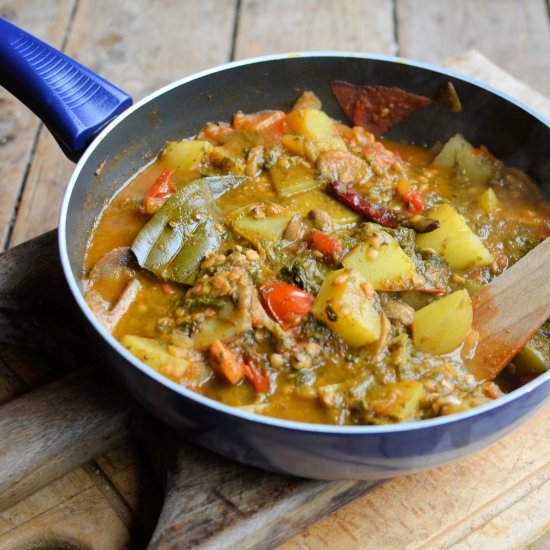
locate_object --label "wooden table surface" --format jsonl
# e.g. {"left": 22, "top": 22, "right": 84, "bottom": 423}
{"left": 1, "top": 1, "right": 549, "bottom": 548}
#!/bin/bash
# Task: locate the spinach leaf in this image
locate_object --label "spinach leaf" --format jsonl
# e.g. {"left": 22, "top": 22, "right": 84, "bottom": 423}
{"left": 280, "top": 250, "right": 330, "bottom": 294}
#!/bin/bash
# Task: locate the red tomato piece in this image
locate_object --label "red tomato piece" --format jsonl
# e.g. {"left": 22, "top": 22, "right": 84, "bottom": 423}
{"left": 260, "top": 282, "right": 314, "bottom": 330}
{"left": 309, "top": 230, "right": 344, "bottom": 262}
{"left": 243, "top": 355, "right": 271, "bottom": 393}
{"left": 140, "top": 169, "right": 176, "bottom": 214}
{"left": 403, "top": 189, "right": 426, "bottom": 213}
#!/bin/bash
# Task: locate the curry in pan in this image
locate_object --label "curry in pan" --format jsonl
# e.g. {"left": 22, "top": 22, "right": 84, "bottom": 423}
{"left": 84, "top": 85, "right": 550, "bottom": 425}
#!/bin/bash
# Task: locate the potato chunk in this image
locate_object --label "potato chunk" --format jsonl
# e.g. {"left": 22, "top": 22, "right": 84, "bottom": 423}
{"left": 513, "top": 345, "right": 549, "bottom": 376}
{"left": 229, "top": 203, "right": 295, "bottom": 243}
{"left": 269, "top": 156, "right": 323, "bottom": 197}
{"left": 121, "top": 335, "right": 191, "bottom": 378}
{"left": 284, "top": 189, "right": 360, "bottom": 227}
{"left": 312, "top": 268, "right": 381, "bottom": 347}
{"left": 282, "top": 135, "right": 306, "bottom": 156}
{"left": 368, "top": 381, "right": 424, "bottom": 421}
{"left": 292, "top": 91, "right": 323, "bottom": 111}
{"left": 415, "top": 204, "right": 494, "bottom": 270}
{"left": 412, "top": 289, "right": 473, "bottom": 355}
{"left": 432, "top": 134, "right": 495, "bottom": 184}
{"left": 286, "top": 109, "right": 336, "bottom": 139}
{"left": 343, "top": 229, "right": 421, "bottom": 291}
{"left": 316, "top": 150, "right": 371, "bottom": 185}
{"left": 478, "top": 188, "right": 499, "bottom": 213}
{"left": 160, "top": 140, "right": 212, "bottom": 175}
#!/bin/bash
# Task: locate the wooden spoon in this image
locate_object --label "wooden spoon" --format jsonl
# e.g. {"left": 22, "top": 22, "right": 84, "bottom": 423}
{"left": 470, "top": 236, "right": 550, "bottom": 381}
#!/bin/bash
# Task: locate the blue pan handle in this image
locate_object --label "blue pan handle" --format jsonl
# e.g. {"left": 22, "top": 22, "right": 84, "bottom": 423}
{"left": 0, "top": 17, "right": 132, "bottom": 161}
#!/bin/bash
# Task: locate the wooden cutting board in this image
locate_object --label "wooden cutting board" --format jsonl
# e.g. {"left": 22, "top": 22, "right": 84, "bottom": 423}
{"left": 0, "top": 51, "right": 549, "bottom": 550}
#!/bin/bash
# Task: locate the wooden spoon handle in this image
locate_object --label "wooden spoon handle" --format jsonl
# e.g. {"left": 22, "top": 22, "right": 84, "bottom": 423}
{"left": 471, "top": 236, "right": 550, "bottom": 380}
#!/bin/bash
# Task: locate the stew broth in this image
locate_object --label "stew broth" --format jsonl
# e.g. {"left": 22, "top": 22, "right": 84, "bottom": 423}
{"left": 84, "top": 92, "right": 550, "bottom": 425}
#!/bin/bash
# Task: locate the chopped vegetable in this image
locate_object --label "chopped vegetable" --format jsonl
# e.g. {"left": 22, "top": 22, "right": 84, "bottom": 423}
{"left": 131, "top": 178, "right": 221, "bottom": 284}
{"left": 303, "top": 137, "right": 348, "bottom": 163}
{"left": 141, "top": 169, "right": 176, "bottom": 215}
{"left": 292, "top": 90, "right": 323, "bottom": 111}
{"left": 160, "top": 140, "right": 213, "bottom": 175}
{"left": 84, "top": 247, "right": 141, "bottom": 333}
{"left": 191, "top": 299, "right": 252, "bottom": 350}
{"left": 230, "top": 203, "right": 296, "bottom": 243}
{"left": 412, "top": 289, "right": 473, "bottom": 355}
{"left": 342, "top": 227, "right": 422, "bottom": 291}
{"left": 204, "top": 175, "right": 250, "bottom": 199}
{"left": 280, "top": 252, "right": 330, "bottom": 295}
{"left": 309, "top": 231, "right": 344, "bottom": 262}
{"left": 284, "top": 189, "right": 360, "bottom": 227}
{"left": 260, "top": 282, "right": 314, "bottom": 329}
{"left": 282, "top": 134, "right": 306, "bottom": 156}
{"left": 121, "top": 335, "right": 205, "bottom": 385}
{"left": 435, "top": 82, "right": 462, "bottom": 113}
{"left": 402, "top": 189, "right": 425, "bottom": 213}
{"left": 243, "top": 355, "right": 271, "bottom": 392}
{"left": 367, "top": 381, "right": 424, "bottom": 421}
{"left": 317, "top": 150, "right": 371, "bottom": 185}
{"left": 513, "top": 345, "right": 549, "bottom": 376}
{"left": 478, "top": 188, "right": 499, "bottom": 213}
{"left": 208, "top": 340, "right": 245, "bottom": 385}
{"left": 269, "top": 156, "right": 323, "bottom": 197}
{"left": 415, "top": 203, "right": 494, "bottom": 270}
{"left": 312, "top": 268, "right": 381, "bottom": 347}
{"left": 432, "top": 134, "right": 496, "bottom": 184}
{"left": 286, "top": 108, "right": 335, "bottom": 139}
{"left": 87, "top": 279, "right": 141, "bottom": 333}
{"left": 512, "top": 321, "right": 550, "bottom": 376}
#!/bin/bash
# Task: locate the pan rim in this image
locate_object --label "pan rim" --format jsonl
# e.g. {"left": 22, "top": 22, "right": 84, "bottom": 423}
{"left": 59, "top": 51, "right": 550, "bottom": 436}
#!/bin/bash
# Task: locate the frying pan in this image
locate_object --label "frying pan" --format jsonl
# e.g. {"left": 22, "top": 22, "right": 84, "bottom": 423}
{"left": 1, "top": 17, "right": 549, "bottom": 480}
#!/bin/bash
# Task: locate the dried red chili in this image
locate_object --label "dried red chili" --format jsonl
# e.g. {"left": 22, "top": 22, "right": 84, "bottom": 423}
{"left": 328, "top": 181, "right": 439, "bottom": 233}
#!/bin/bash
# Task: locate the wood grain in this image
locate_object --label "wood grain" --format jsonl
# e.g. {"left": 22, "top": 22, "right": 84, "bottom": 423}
{"left": 0, "top": 367, "right": 132, "bottom": 511}
{"left": 281, "top": 402, "right": 550, "bottom": 550}
{"left": 0, "top": 230, "right": 137, "bottom": 540}
{"left": 0, "top": 471, "right": 140, "bottom": 549}
{"left": 137, "top": 415, "right": 379, "bottom": 550}
{"left": 0, "top": 344, "right": 62, "bottom": 404}
{"left": 0, "top": 0, "right": 76, "bottom": 250}
{"left": 94, "top": 443, "right": 164, "bottom": 537}
{"left": 397, "top": 0, "right": 550, "bottom": 96}
{"left": 234, "top": 0, "right": 395, "bottom": 59}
